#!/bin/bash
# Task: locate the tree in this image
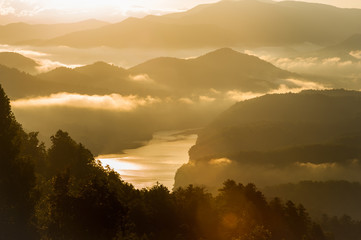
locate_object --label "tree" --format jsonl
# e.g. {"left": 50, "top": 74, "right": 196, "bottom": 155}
{"left": 0, "top": 84, "right": 37, "bottom": 239}
{"left": 174, "top": 185, "right": 217, "bottom": 240}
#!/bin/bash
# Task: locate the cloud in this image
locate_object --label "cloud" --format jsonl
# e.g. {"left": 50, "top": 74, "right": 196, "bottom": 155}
{"left": 0, "top": 45, "right": 47, "bottom": 57}
{"left": 0, "top": 45, "right": 82, "bottom": 73}
{"left": 0, "top": 0, "right": 45, "bottom": 17}
{"left": 226, "top": 78, "right": 327, "bottom": 102}
{"left": 35, "top": 59, "right": 82, "bottom": 73}
{"left": 176, "top": 157, "right": 361, "bottom": 192}
{"left": 269, "top": 78, "right": 327, "bottom": 94}
{"left": 350, "top": 51, "right": 361, "bottom": 60}
{"left": 295, "top": 162, "right": 337, "bottom": 170}
{"left": 271, "top": 56, "right": 361, "bottom": 78}
{"left": 209, "top": 158, "right": 232, "bottom": 165}
{"left": 11, "top": 93, "right": 160, "bottom": 111}
{"left": 245, "top": 49, "right": 361, "bottom": 79}
{"left": 199, "top": 95, "right": 216, "bottom": 102}
{"left": 178, "top": 97, "right": 194, "bottom": 104}
{"left": 209, "top": 88, "right": 221, "bottom": 94}
{"left": 129, "top": 74, "right": 154, "bottom": 83}
{"left": 226, "top": 90, "right": 263, "bottom": 102}
{"left": 0, "top": 3, "right": 15, "bottom": 15}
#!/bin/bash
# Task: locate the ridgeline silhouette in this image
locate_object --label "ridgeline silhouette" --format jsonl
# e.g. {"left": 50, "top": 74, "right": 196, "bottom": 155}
{"left": 9, "top": 0, "right": 361, "bottom": 48}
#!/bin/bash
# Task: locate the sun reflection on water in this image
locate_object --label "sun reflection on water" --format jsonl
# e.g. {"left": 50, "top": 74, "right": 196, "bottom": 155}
{"left": 96, "top": 130, "right": 197, "bottom": 189}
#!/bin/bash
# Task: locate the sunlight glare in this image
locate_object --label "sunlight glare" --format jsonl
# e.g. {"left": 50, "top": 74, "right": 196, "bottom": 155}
{"left": 98, "top": 155, "right": 144, "bottom": 175}
{"left": 37, "top": 0, "right": 133, "bottom": 11}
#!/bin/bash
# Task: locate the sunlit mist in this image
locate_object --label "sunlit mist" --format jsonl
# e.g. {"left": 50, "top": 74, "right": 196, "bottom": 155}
{"left": 11, "top": 93, "right": 160, "bottom": 111}
{"left": 0, "top": 0, "right": 219, "bottom": 23}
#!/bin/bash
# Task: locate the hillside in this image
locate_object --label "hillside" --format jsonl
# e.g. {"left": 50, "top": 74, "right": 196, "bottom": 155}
{"left": 175, "top": 89, "right": 361, "bottom": 190}
{"left": 0, "top": 19, "right": 109, "bottom": 44}
{"left": 0, "top": 65, "right": 105, "bottom": 99}
{"left": 30, "top": 0, "right": 361, "bottom": 48}
{"left": 318, "top": 34, "right": 361, "bottom": 60}
{"left": 0, "top": 64, "right": 63, "bottom": 99}
{"left": 0, "top": 52, "right": 39, "bottom": 74}
{"left": 37, "top": 62, "right": 166, "bottom": 96}
{"left": 74, "top": 61, "right": 128, "bottom": 79}
{"left": 29, "top": 48, "right": 300, "bottom": 96}
{"left": 129, "top": 48, "right": 295, "bottom": 92}
{"left": 42, "top": 17, "right": 234, "bottom": 48}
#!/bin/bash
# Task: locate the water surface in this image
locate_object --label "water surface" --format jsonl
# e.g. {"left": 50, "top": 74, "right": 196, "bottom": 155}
{"left": 97, "top": 130, "right": 197, "bottom": 189}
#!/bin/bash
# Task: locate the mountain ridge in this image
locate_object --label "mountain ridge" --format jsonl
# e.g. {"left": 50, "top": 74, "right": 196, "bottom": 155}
{"left": 175, "top": 89, "right": 361, "bottom": 190}
{"left": 129, "top": 47, "right": 295, "bottom": 92}
{"left": 20, "top": 0, "right": 361, "bottom": 48}
{"left": 0, "top": 19, "right": 109, "bottom": 44}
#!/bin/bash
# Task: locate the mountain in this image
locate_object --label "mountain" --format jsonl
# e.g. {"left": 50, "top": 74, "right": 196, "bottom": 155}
{"left": 75, "top": 61, "right": 128, "bottom": 79}
{"left": 0, "top": 19, "right": 109, "bottom": 44}
{"left": 318, "top": 34, "right": 361, "bottom": 60}
{"left": 0, "top": 48, "right": 321, "bottom": 99}
{"left": 0, "top": 52, "right": 39, "bottom": 74}
{"left": 36, "top": 48, "right": 299, "bottom": 95}
{"left": 174, "top": 89, "right": 361, "bottom": 191}
{"left": 38, "top": 67, "right": 92, "bottom": 84}
{"left": 31, "top": 0, "right": 361, "bottom": 48}
{"left": 0, "top": 64, "right": 67, "bottom": 99}
{"left": 129, "top": 48, "right": 295, "bottom": 92}
{"left": 0, "top": 64, "right": 111, "bottom": 99}
{"left": 42, "top": 17, "right": 235, "bottom": 48}
{"left": 37, "top": 62, "right": 167, "bottom": 96}
{"left": 36, "top": 66, "right": 126, "bottom": 96}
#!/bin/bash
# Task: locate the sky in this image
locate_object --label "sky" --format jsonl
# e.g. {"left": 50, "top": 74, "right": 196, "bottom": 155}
{"left": 1, "top": 0, "right": 361, "bottom": 24}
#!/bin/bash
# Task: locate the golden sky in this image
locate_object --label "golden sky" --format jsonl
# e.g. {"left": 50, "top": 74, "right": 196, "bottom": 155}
{"left": 1, "top": 0, "right": 361, "bottom": 23}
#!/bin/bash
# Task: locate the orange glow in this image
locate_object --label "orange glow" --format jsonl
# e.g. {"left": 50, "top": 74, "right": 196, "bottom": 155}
{"left": 222, "top": 213, "right": 239, "bottom": 229}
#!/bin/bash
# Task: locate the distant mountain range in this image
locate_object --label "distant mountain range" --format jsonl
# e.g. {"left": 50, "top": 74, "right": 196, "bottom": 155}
{"left": 129, "top": 48, "right": 295, "bottom": 93}
{"left": 317, "top": 34, "right": 361, "bottom": 60}
{"left": 0, "top": 64, "right": 110, "bottom": 99}
{"left": 0, "top": 52, "right": 39, "bottom": 74}
{"left": 0, "top": 48, "right": 300, "bottom": 99}
{"left": 6, "top": 0, "right": 361, "bottom": 48}
{"left": 0, "top": 19, "right": 109, "bottom": 44}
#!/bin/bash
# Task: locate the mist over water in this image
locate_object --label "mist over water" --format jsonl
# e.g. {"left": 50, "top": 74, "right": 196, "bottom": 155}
{"left": 97, "top": 130, "right": 197, "bottom": 189}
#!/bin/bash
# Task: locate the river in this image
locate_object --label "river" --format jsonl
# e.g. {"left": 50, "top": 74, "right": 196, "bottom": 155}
{"left": 96, "top": 130, "right": 197, "bottom": 190}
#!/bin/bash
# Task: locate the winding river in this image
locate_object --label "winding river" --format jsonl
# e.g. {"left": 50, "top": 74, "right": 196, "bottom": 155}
{"left": 97, "top": 130, "right": 197, "bottom": 189}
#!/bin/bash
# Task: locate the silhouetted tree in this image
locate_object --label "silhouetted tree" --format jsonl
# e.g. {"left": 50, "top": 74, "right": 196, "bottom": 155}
{"left": 321, "top": 214, "right": 361, "bottom": 240}
{"left": 46, "top": 130, "right": 94, "bottom": 179}
{"left": 173, "top": 185, "right": 217, "bottom": 240}
{"left": 0, "top": 84, "right": 38, "bottom": 239}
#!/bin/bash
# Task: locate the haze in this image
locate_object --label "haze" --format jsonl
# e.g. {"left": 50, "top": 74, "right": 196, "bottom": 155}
{"left": 1, "top": 0, "right": 361, "bottom": 23}
{"left": 2, "top": 0, "right": 361, "bottom": 239}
